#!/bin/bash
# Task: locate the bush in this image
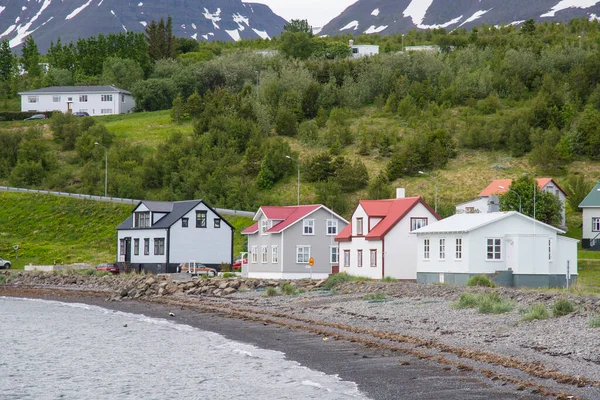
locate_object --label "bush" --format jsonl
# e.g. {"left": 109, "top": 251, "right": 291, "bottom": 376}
{"left": 478, "top": 292, "right": 514, "bottom": 314}
{"left": 466, "top": 275, "right": 496, "bottom": 288}
{"left": 322, "top": 272, "right": 372, "bottom": 290}
{"left": 552, "top": 298, "right": 574, "bottom": 317}
{"left": 452, "top": 293, "right": 479, "bottom": 309}
{"left": 589, "top": 314, "right": 600, "bottom": 328}
{"left": 265, "top": 287, "right": 278, "bottom": 297}
{"left": 522, "top": 303, "right": 550, "bottom": 321}
{"left": 282, "top": 283, "right": 297, "bottom": 296}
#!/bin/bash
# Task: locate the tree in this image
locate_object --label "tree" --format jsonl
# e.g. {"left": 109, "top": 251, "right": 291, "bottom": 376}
{"left": 283, "top": 19, "right": 313, "bottom": 36}
{"left": 21, "top": 36, "right": 42, "bottom": 77}
{"left": 279, "top": 32, "right": 314, "bottom": 60}
{"left": 170, "top": 93, "right": 186, "bottom": 123}
{"left": 521, "top": 18, "right": 536, "bottom": 35}
{"left": 132, "top": 78, "right": 177, "bottom": 111}
{"left": 367, "top": 172, "right": 394, "bottom": 200}
{"left": 315, "top": 178, "right": 349, "bottom": 214}
{"left": 145, "top": 16, "right": 175, "bottom": 61}
{"left": 101, "top": 57, "right": 144, "bottom": 90}
{"left": 0, "top": 40, "right": 14, "bottom": 81}
{"left": 564, "top": 175, "right": 593, "bottom": 212}
{"left": 499, "top": 175, "right": 562, "bottom": 227}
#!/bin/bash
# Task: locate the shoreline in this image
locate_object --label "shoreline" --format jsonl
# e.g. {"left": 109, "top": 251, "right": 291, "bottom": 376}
{"left": 0, "top": 286, "right": 573, "bottom": 399}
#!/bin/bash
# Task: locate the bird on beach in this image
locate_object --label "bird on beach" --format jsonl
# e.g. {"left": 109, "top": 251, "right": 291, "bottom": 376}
{"left": 169, "top": 312, "right": 175, "bottom": 317}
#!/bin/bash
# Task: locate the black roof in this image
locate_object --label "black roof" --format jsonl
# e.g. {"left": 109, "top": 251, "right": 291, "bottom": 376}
{"left": 18, "top": 86, "right": 131, "bottom": 95}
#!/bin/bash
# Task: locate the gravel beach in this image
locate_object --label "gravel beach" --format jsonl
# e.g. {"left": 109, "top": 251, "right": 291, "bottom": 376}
{"left": 2, "top": 272, "right": 599, "bottom": 399}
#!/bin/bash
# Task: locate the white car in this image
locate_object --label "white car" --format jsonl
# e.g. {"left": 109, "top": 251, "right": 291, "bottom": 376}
{"left": 0, "top": 257, "right": 11, "bottom": 269}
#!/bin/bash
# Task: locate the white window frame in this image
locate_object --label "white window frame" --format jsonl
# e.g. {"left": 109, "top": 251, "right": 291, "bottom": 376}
{"left": 357, "top": 249, "right": 363, "bottom": 268}
{"left": 326, "top": 219, "right": 338, "bottom": 235}
{"left": 548, "top": 239, "right": 553, "bottom": 261}
{"left": 486, "top": 238, "right": 502, "bottom": 260}
{"left": 410, "top": 217, "right": 428, "bottom": 231}
{"left": 370, "top": 249, "right": 377, "bottom": 268}
{"left": 344, "top": 250, "right": 350, "bottom": 267}
{"left": 423, "top": 239, "right": 430, "bottom": 260}
{"left": 154, "top": 238, "right": 165, "bottom": 255}
{"left": 330, "top": 246, "right": 338, "bottom": 264}
{"left": 260, "top": 219, "right": 269, "bottom": 235}
{"left": 101, "top": 94, "right": 113, "bottom": 102}
{"left": 52, "top": 95, "right": 61, "bottom": 103}
{"left": 455, "top": 238, "right": 462, "bottom": 260}
{"left": 439, "top": 238, "right": 446, "bottom": 260}
{"left": 296, "top": 246, "right": 310, "bottom": 264}
{"left": 261, "top": 246, "right": 268, "bottom": 263}
{"left": 593, "top": 217, "right": 600, "bottom": 232}
{"left": 303, "top": 219, "right": 315, "bottom": 235}
{"left": 272, "top": 245, "right": 278, "bottom": 264}
{"left": 101, "top": 108, "right": 113, "bottom": 114}
{"left": 356, "top": 218, "right": 363, "bottom": 236}
{"left": 79, "top": 95, "right": 88, "bottom": 102}
{"left": 251, "top": 246, "right": 258, "bottom": 263}
{"left": 28, "top": 96, "right": 38, "bottom": 103}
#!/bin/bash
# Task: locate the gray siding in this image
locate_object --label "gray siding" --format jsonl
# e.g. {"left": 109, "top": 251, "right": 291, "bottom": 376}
{"left": 417, "top": 272, "right": 577, "bottom": 288}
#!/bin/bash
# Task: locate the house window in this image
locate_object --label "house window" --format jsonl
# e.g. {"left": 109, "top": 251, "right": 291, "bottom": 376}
{"left": 261, "top": 220, "right": 269, "bottom": 235}
{"left": 357, "top": 250, "right": 363, "bottom": 267}
{"left": 134, "top": 239, "right": 139, "bottom": 256}
{"left": 119, "top": 239, "right": 125, "bottom": 255}
{"left": 272, "top": 246, "right": 278, "bottom": 263}
{"left": 330, "top": 246, "right": 338, "bottom": 264}
{"left": 326, "top": 219, "right": 338, "bottom": 235}
{"left": 297, "top": 246, "right": 310, "bottom": 263}
{"left": 465, "top": 207, "right": 475, "bottom": 214}
{"left": 154, "top": 238, "right": 165, "bottom": 255}
{"left": 182, "top": 218, "right": 189, "bottom": 228}
{"left": 439, "top": 239, "right": 446, "bottom": 260}
{"left": 52, "top": 95, "right": 61, "bottom": 102}
{"left": 214, "top": 218, "right": 221, "bottom": 228}
{"left": 143, "top": 238, "right": 149, "bottom": 255}
{"left": 548, "top": 239, "right": 553, "bottom": 261}
{"left": 411, "top": 217, "right": 428, "bottom": 231}
{"left": 356, "top": 218, "right": 363, "bottom": 236}
{"left": 251, "top": 246, "right": 258, "bottom": 263}
{"left": 101, "top": 94, "right": 113, "bottom": 101}
{"left": 261, "top": 246, "right": 268, "bottom": 263}
{"left": 135, "top": 212, "right": 150, "bottom": 228}
{"left": 455, "top": 238, "right": 462, "bottom": 260}
{"left": 196, "top": 211, "right": 207, "bottom": 228}
{"left": 352, "top": 48, "right": 359, "bottom": 54}
{"left": 303, "top": 219, "right": 315, "bottom": 235}
{"left": 370, "top": 250, "right": 377, "bottom": 267}
{"left": 79, "top": 95, "right": 88, "bottom": 102}
{"left": 28, "top": 96, "right": 38, "bottom": 103}
{"left": 344, "top": 250, "right": 350, "bottom": 267}
{"left": 593, "top": 218, "right": 600, "bottom": 232}
{"left": 121, "top": 94, "right": 125, "bottom": 103}
{"left": 486, "top": 238, "right": 502, "bottom": 260}
{"left": 423, "top": 239, "right": 430, "bottom": 260}
{"left": 67, "top": 97, "right": 73, "bottom": 102}
{"left": 101, "top": 108, "right": 113, "bottom": 114}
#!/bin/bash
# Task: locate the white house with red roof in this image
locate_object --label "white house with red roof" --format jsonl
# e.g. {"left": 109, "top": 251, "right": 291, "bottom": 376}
{"left": 335, "top": 191, "right": 440, "bottom": 280}
{"left": 456, "top": 178, "right": 567, "bottom": 228}
{"left": 241, "top": 205, "right": 348, "bottom": 279}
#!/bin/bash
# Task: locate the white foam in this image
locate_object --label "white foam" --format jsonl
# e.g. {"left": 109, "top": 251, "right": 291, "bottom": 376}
{"left": 340, "top": 20, "right": 359, "bottom": 31}
{"left": 66, "top": 0, "right": 93, "bottom": 20}
{"left": 541, "top": 0, "right": 600, "bottom": 17}
{"left": 226, "top": 28, "right": 241, "bottom": 41}
{"left": 252, "top": 28, "right": 270, "bottom": 39}
{"left": 371, "top": 8, "right": 380, "bottom": 16}
{"left": 364, "top": 25, "right": 387, "bottom": 34}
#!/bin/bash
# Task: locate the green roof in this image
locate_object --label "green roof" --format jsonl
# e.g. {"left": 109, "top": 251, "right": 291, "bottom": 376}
{"left": 579, "top": 182, "right": 600, "bottom": 207}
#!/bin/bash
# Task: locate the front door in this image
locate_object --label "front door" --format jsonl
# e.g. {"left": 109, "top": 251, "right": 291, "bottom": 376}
{"left": 125, "top": 237, "right": 132, "bottom": 263}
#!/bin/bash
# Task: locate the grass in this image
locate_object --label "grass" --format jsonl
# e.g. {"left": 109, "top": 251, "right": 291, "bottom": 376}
{"left": 576, "top": 260, "right": 600, "bottom": 287}
{"left": 552, "top": 298, "right": 575, "bottom": 317}
{"left": 281, "top": 283, "right": 297, "bottom": 296}
{"left": 452, "top": 292, "right": 514, "bottom": 314}
{"left": 589, "top": 314, "right": 600, "bottom": 328}
{"left": 363, "top": 293, "right": 387, "bottom": 301}
{"left": 381, "top": 276, "right": 398, "bottom": 282}
{"left": 521, "top": 303, "right": 550, "bottom": 321}
{"left": 322, "top": 272, "right": 372, "bottom": 290}
{"left": 453, "top": 293, "right": 479, "bottom": 309}
{"left": 265, "top": 287, "right": 278, "bottom": 297}
{"left": 466, "top": 275, "right": 496, "bottom": 288}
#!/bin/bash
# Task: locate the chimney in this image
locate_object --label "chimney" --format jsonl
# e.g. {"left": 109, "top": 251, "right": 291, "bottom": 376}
{"left": 349, "top": 39, "right": 354, "bottom": 47}
{"left": 396, "top": 188, "right": 405, "bottom": 199}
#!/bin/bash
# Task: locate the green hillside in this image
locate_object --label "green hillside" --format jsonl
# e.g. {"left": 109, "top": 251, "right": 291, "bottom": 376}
{"left": 0, "top": 193, "right": 252, "bottom": 269}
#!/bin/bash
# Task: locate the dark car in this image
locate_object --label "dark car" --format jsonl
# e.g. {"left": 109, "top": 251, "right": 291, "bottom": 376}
{"left": 95, "top": 263, "right": 120, "bottom": 274}
{"left": 72, "top": 111, "right": 90, "bottom": 117}
{"left": 24, "top": 114, "right": 47, "bottom": 120}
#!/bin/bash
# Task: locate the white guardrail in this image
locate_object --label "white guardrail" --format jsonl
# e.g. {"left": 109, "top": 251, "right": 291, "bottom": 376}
{"left": 0, "top": 186, "right": 255, "bottom": 218}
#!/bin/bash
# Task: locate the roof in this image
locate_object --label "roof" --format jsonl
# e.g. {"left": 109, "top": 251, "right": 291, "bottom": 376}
{"left": 335, "top": 196, "right": 440, "bottom": 242}
{"left": 117, "top": 200, "right": 233, "bottom": 230}
{"left": 479, "top": 178, "right": 567, "bottom": 197}
{"left": 241, "top": 204, "right": 347, "bottom": 235}
{"left": 18, "top": 85, "right": 131, "bottom": 95}
{"left": 579, "top": 182, "right": 600, "bottom": 208}
{"left": 412, "top": 211, "right": 565, "bottom": 234}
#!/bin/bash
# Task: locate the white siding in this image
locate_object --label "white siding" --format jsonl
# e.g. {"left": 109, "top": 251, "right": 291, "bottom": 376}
{"left": 417, "top": 233, "right": 470, "bottom": 274}
{"left": 554, "top": 236, "right": 578, "bottom": 277}
{"left": 21, "top": 91, "right": 135, "bottom": 115}
{"left": 118, "top": 229, "right": 168, "bottom": 264}
{"left": 455, "top": 198, "right": 488, "bottom": 214}
{"left": 582, "top": 208, "right": 600, "bottom": 241}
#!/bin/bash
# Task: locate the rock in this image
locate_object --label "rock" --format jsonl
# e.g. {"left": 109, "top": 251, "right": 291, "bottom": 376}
{"left": 230, "top": 280, "right": 241, "bottom": 289}
{"left": 145, "top": 277, "right": 156, "bottom": 286}
{"left": 314, "top": 279, "right": 327, "bottom": 288}
{"left": 223, "top": 287, "right": 237, "bottom": 296}
{"left": 219, "top": 282, "right": 229, "bottom": 290}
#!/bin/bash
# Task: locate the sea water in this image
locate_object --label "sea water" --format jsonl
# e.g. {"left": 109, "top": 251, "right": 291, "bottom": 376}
{"left": 0, "top": 297, "right": 369, "bottom": 400}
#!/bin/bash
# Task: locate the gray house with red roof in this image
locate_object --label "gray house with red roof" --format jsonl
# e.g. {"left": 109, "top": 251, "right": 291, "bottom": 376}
{"left": 241, "top": 205, "right": 348, "bottom": 279}
{"left": 117, "top": 200, "right": 233, "bottom": 274}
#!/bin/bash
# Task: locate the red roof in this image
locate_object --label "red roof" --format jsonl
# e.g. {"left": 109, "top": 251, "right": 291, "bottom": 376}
{"left": 241, "top": 222, "right": 258, "bottom": 235}
{"left": 479, "top": 178, "right": 567, "bottom": 197}
{"left": 241, "top": 205, "right": 342, "bottom": 235}
{"left": 335, "top": 197, "right": 440, "bottom": 242}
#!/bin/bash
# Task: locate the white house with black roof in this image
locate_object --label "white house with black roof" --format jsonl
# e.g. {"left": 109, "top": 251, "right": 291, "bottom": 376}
{"left": 116, "top": 200, "right": 234, "bottom": 274}
{"left": 18, "top": 85, "right": 135, "bottom": 116}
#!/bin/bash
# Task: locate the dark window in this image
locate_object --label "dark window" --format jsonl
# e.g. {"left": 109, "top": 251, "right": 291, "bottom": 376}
{"left": 154, "top": 238, "right": 165, "bottom": 255}
{"left": 182, "top": 218, "right": 189, "bottom": 228}
{"left": 196, "top": 211, "right": 207, "bottom": 228}
{"left": 134, "top": 212, "right": 150, "bottom": 228}
{"left": 134, "top": 239, "right": 139, "bottom": 256}
{"left": 214, "top": 218, "right": 221, "bottom": 228}
{"left": 119, "top": 239, "right": 125, "bottom": 255}
{"left": 144, "top": 238, "right": 149, "bottom": 255}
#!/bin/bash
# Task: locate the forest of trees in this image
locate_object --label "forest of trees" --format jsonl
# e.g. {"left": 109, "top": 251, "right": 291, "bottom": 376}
{"left": 2, "top": 18, "right": 600, "bottom": 222}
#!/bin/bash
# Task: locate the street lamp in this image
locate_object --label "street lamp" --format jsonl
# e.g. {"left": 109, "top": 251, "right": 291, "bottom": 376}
{"left": 418, "top": 170, "right": 438, "bottom": 213}
{"left": 401, "top": 34, "right": 404, "bottom": 52}
{"left": 498, "top": 185, "right": 521, "bottom": 213}
{"left": 286, "top": 155, "right": 300, "bottom": 206}
{"left": 95, "top": 142, "right": 108, "bottom": 197}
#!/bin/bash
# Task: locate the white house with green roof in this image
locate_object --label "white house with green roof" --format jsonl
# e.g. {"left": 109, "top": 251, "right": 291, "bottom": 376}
{"left": 579, "top": 182, "right": 600, "bottom": 250}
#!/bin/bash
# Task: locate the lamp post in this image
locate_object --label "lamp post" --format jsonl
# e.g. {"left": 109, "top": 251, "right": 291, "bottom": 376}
{"left": 95, "top": 142, "right": 108, "bottom": 197}
{"left": 402, "top": 34, "right": 405, "bottom": 52}
{"left": 286, "top": 155, "right": 300, "bottom": 206}
{"left": 498, "top": 185, "right": 521, "bottom": 213}
{"left": 418, "top": 170, "right": 438, "bottom": 213}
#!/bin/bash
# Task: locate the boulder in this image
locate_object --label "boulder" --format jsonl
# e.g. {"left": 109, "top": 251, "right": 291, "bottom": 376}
{"left": 218, "top": 282, "right": 229, "bottom": 290}
{"left": 223, "top": 287, "right": 237, "bottom": 296}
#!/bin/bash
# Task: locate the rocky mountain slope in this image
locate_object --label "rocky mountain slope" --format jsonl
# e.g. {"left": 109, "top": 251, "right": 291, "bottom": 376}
{"left": 321, "top": 0, "right": 600, "bottom": 37}
{"left": 0, "top": 0, "right": 287, "bottom": 52}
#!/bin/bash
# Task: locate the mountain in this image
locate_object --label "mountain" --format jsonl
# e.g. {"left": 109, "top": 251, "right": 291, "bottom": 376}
{"left": 320, "top": 0, "right": 600, "bottom": 37}
{"left": 0, "top": 0, "right": 287, "bottom": 52}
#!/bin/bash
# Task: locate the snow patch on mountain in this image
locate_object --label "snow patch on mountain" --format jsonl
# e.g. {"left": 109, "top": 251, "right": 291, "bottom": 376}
{"left": 340, "top": 20, "right": 359, "bottom": 30}
{"left": 541, "top": 0, "right": 600, "bottom": 17}
{"left": 590, "top": 12, "right": 600, "bottom": 20}
{"left": 138, "top": 2, "right": 143, "bottom": 6}
{"left": 460, "top": 9, "right": 491, "bottom": 27}
{"left": 9, "top": 0, "right": 52, "bottom": 47}
{"left": 0, "top": 25, "right": 16, "bottom": 39}
{"left": 364, "top": 24, "right": 388, "bottom": 34}
{"left": 253, "top": 28, "right": 270, "bottom": 39}
{"left": 226, "top": 28, "right": 241, "bottom": 41}
{"left": 98, "top": 0, "right": 104, "bottom": 6}
{"left": 192, "top": 33, "right": 197, "bottom": 39}
{"left": 66, "top": 0, "right": 94, "bottom": 20}
{"left": 403, "top": 0, "right": 435, "bottom": 25}
{"left": 192, "top": 23, "right": 197, "bottom": 29}
{"left": 371, "top": 8, "right": 380, "bottom": 16}
{"left": 419, "top": 15, "right": 462, "bottom": 29}
{"left": 203, "top": 7, "right": 222, "bottom": 29}
{"left": 140, "top": 21, "right": 147, "bottom": 27}
{"left": 0, "top": 6, "right": 5, "bottom": 16}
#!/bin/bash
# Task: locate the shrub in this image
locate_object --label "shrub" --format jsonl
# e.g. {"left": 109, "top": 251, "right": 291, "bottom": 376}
{"left": 453, "top": 293, "right": 479, "bottom": 309}
{"left": 522, "top": 303, "right": 550, "bottom": 321}
{"left": 221, "top": 272, "right": 235, "bottom": 278}
{"left": 552, "top": 298, "right": 574, "bottom": 317}
{"left": 363, "top": 293, "right": 387, "bottom": 301}
{"left": 265, "top": 287, "right": 278, "bottom": 297}
{"left": 381, "top": 276, "right": 397, "bottom": 282}
{"left": 478, "top": 292, "right": 514, "bottom": 314}
{"left": 589, "top": 314, "right": 600, "bottom": 328}
{"left": 282, "top": 283, "right": 297, "bottom": 296}
{"left": 322, "top": 272, "right": 372, "bottom": 290}
{"left": 466, "top": 275, "right": 496, "bottom": 288}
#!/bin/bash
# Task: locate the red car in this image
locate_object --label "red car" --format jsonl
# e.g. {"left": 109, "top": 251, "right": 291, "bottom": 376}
{"left": 232, "top": 258, "right": 247, "bottom": 271}
{"left": 95, "top": 263, "right": 120, "bottom": 274}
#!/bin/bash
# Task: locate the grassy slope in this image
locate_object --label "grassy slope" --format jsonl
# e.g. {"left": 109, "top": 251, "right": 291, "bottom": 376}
{"left": 0, "top": 192, "right": 253, "bottom": 269}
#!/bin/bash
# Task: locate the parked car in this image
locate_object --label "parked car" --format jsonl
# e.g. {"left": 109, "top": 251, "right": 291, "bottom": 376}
{"left": 0, "top": 257, "right": 11, "bottom": 269}
{"left": 72, "top": 111, "right": 90, "bottom": 117}
{"left": 24, "top": 114, "right": 47, "bottom": 120}
{"left": 95, "top": 263, "right": 120, "bottom": 274}
{"left": 232, "top": 258, "right": 247, "bottom": 271}
{"left": 178, "top": 262, "right": 217, "bottom": 277}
